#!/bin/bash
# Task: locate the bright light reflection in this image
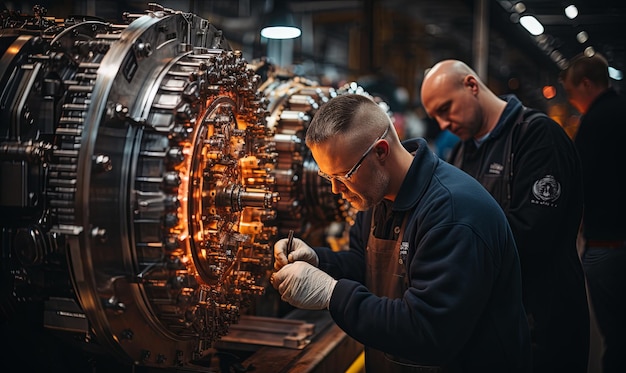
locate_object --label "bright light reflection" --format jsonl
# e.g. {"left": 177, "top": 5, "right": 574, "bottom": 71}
{"left": 565, "top": 5, "right": 578, "bottom": 19}
{"left": 609, "top": 66, "right": 623, "bottom": 81}
{"left": 513, "top": 2, "right": 526, "bottom": 13}
{"left": 260, "top": 26, "right": 301, "bottom": 39}
{"left": 520, "top": 15, "right": 544, "bottom": 36}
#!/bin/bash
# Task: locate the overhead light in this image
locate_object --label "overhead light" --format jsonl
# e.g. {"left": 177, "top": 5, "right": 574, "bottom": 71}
{"left": 261, "top": 25, "right": 301, "bottom": 39}
{"left": 564, "top": 5, "right": 578, "bottom": 19}
{"left": 519, "top": 15, "right": 544, "bottom": 36}
{"left": 550, "top": 50, "right": 564, "bottom": 63}
{"left": 576, "top": 31, "right": 588, "bottom": 44}
{"left": 609, "top": 66, "right": 623, "bottom": 81}
{"left": 260, "top": 3, "right": 301, "bottom": 40}
{"left": 513, "top": 2, "right": 526, "bottom": 13}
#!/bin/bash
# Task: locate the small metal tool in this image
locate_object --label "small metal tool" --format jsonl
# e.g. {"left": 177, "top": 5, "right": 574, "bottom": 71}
{"left": 286, "top": 229, "right": 295, "bottom": 256}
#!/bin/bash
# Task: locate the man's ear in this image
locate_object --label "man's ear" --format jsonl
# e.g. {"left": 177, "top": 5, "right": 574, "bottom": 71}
{"left": 581, "top": 77, "right": 594, "bottom": 89}
{"left": 464, "top": 75, "right": 479, "bottom": 93}
{"left": 374, "top": 139, "right": 390, "bottom": 159}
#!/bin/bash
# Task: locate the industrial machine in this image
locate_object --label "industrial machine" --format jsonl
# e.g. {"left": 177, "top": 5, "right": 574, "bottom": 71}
{"left": 0, "top": 3, "right": 381, "bottom": 372}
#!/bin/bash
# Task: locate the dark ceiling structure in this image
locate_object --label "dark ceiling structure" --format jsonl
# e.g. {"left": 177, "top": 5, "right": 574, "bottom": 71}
{"left": 490, "top": 0, "right": 626, "bottom": 72}
{"left": 356, "top": 0, "right": 626, "bottom": 78}
{"left": 254, "top": 0, "right": 626, "bottom": 93}
{"left": 7, "top": 1, "right": 626, "bottom": 98}
{"left": 9, "top": 0, "right": 626, "bottom": 70}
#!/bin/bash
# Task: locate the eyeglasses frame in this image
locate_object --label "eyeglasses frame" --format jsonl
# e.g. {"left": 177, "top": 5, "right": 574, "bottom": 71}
{"left": 317, "top": 124, "right": 390, "bottom": 183}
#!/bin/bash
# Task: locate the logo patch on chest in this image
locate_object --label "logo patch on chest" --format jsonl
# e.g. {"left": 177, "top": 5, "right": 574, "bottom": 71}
{"left": 488, "top": 162, "right": 504, "bottom": 175}
{"left": 399, "top": 241, "right": 409, "bottom": 264}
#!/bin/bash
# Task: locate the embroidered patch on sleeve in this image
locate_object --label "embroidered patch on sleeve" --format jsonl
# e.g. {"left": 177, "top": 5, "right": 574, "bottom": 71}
{"left": 531, "top": 175, "right": 561, "bottom": 207}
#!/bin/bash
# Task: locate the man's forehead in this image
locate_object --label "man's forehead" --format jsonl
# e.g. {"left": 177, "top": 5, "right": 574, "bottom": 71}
{"left": 423, "top": 90, "right": 451, "bottom": 113}
{"left": 311, "top": 134, "right": 361, "bottom": 170}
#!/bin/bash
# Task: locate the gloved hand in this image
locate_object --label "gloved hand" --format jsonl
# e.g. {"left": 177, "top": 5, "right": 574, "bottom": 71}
{"left": 274, "top": 237, "right": 319, "bottom": 270}
{"left": 270, "top": 261, "right": 337, "bottom": 310}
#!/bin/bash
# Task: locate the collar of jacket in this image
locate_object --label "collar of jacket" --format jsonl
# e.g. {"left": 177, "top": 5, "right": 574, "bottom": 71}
{"left": 477, "top": 94, "right": 524, "bottom": 142}
{"left": 393, "top": 137, "right": 438, "bottom": 212}
{"left": 585, "top": 86, "right": 619, "bottom": 116}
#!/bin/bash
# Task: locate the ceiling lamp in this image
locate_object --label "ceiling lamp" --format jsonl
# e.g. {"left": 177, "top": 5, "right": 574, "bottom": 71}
{"left": 608, "top": 66, "right": 623, "bottom": 81}
{"left": 519, "top": 15, "right": 544, "bottom": 36}
{"left": 576, "top": 31, "right": 588, "bottom": 44}
{"left": 260, "top": 1, "right": 301, "bottom": 40}
{"left": 565, "top": 5, "right": 578, "bottom": 19}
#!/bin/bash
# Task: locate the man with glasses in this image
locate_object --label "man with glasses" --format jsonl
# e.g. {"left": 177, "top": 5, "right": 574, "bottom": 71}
{"left": 271, "top": 93, "right": 531, "bottom": 372}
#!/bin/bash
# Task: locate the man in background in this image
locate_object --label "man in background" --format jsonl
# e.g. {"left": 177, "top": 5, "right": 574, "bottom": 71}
{"left": 560, "top": 51, "right": 626, "bottom": 373}
{"left": 421, "top": 59, "right": 589, "bottom": 373}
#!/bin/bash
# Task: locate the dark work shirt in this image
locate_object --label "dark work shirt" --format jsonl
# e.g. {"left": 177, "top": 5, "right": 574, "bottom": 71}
{"left": 448, "top": 95, "right": 589, "bottom": 372}
{"left": 315, "top": 138, "right": 531, "bottom": 372}
{"left": 574, "top": 88, "right": 626, "bottom": 240}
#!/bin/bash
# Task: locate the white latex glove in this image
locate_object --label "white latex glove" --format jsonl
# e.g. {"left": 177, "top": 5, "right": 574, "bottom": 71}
{"left": 274, "top": 237, "right": 319, "bottom": 271}
{"left": 270, "top": 261, "right": 337, "bottom": 310}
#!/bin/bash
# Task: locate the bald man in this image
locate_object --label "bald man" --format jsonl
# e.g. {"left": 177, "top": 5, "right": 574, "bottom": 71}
{"left": 421, "top": 60, "right": 589, "bottom": 373}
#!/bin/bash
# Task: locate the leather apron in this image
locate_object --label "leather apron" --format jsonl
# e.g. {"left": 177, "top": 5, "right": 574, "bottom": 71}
{"left": 364, "top": 211, "right": 443, "bottom": 373}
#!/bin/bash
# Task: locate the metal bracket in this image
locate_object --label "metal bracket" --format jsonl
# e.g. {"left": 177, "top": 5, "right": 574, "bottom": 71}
{"left": 218, "top": 315, "right": 315, "bottom": 350}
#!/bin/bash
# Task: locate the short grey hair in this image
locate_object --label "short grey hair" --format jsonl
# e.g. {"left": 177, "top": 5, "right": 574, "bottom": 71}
{"left": 305, "top": 94, "right": 391, "bottom": 146}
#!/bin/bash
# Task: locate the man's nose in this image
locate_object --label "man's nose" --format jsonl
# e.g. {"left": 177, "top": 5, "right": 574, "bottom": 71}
{"left": 330, "top": 178, "right": 345, "bottom": 194}
{"left": 438, "top": 118, "right": 451, "bottom": 131}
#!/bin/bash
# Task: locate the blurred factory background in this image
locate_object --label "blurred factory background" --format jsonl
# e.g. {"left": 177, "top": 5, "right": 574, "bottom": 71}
{"left": 6, "top": 0, "right": 625, "bottom": 139}
{"left": 1, "top": 1, "right": 623, "bottom": 372}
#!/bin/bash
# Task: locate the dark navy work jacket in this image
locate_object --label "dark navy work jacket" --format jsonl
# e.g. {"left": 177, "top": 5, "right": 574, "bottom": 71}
{"left": 314, "top": 138, "right": 531, "bottom": 372}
